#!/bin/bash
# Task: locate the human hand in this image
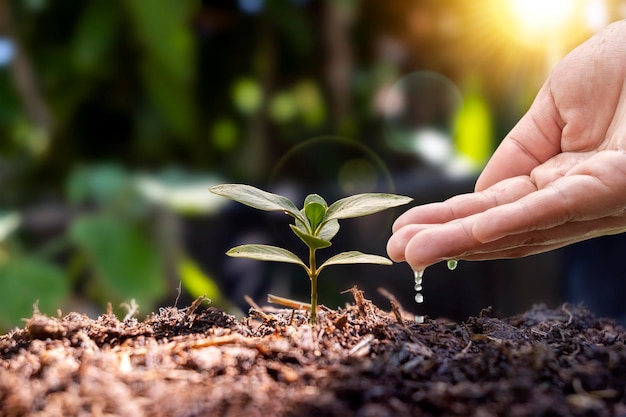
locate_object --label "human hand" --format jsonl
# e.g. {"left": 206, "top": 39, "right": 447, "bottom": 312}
{"left": 387, "top": 20, "right": 626, "bottom": 272}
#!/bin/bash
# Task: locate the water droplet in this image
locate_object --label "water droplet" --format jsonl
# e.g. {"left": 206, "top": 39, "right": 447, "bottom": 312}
{"left": 447, "top": 259, "right": 458, "bottom": 270}
{"left": 414, "top": 270, "right": 423, "bottom": 289}
{"left": 413, "top": 269, "right": 425, "bottom": 316}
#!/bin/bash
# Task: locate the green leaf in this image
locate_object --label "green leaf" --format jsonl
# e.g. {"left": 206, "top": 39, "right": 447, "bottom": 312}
{"left": 323, "top": 193, "right": 413, "bottom": 223}
{"left": 226, "top": 244, "right": 308, "bottom": 270}
{"left": 317, "top": 218, "right": 340, "bottom": 242}
{"left": 289, "top": 224, "right": 332, "bottom": 250}
{"left": 209, "top": 184, "right": 306, "bottom": 224}
{"left": 66, "top": 163, "right": 131, "bottom": 206}
{"left": 319, "top": 251, "right": 392, "bottom": 272}
{"left": 0, "top": 257, "right": 70, "bottom": 330}
{"left": 70, "top": 215, "right": 166, "bottom": 308}
{"left": 304, "top": 194, "right": 327, "bottom": 231}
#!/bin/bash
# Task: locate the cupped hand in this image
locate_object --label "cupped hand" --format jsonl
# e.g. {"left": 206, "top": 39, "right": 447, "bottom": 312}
{"left": 387, "top": 20, "right": 626, "bottom": 271}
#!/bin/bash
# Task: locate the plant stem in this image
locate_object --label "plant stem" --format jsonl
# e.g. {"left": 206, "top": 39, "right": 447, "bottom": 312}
{"left": 309, "top": 247, "right": 318, "bottom": 324}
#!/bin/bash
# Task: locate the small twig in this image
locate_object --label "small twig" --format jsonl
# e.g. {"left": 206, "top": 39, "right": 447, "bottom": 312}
{"left": 185, "top": 295, "right": 208, "bottom": 319}
{"left": 561, "top": 303, "right": 574, "bottom": 326}
{"left": 172, "top": 334, "right": 248, "bottom": 353}
{"left": 390, "top": 300, "right": 406, "bottom": 328}
{"left": 120, "top": 299, "right": 139, "bottom": 321}
{"left": 454, "top": 340, "right": 473, "bottom": 359}
{"left": 378, "top": 287, "right": 412, "bottom": 325}
{"left": 572, "top": 377, "right": 619, "bottom": 399}
{"left": 288, "top": 308, "right": 295, "bottom": 326}
{"left": 342, "top": 286, "right": 368, "bottom": 318}
{"left": 174, "top": 281, "right": 182, "bottom": 308}
{"left": 244, "top": 295, "right": 273, "bottom": 320}
{"left": 348, "top": 334, "right": 374, "bottom": 357}
{"left": 244, "top": 295, "right": 262, "bottom": 311}
{"left": 267, "top": 294, "right": 311, "bottom": 311}
{"left": 377, "top": 287, "right": 400, "bottom": 305}
{"left": 479, "top": 306, "right": 492, "bottom": 318}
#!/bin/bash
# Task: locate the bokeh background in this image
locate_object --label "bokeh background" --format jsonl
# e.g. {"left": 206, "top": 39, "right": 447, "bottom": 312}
{"left": 1, "top": 0, "right": 625, "bottom": 330}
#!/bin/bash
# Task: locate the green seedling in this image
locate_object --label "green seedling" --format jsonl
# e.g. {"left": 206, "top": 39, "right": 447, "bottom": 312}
{"left": 209, "top": 184, "right": 412, "bottom": 324}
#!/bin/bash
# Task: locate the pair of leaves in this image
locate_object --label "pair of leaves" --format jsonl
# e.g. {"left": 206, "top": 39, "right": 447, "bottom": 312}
{"left": 209, "top": 184, "right": 412, "bottom": 235}
{"left": 209, "top": 184, "right": 412, "bottom": 271}
{"left": 226, "top": 245, "right": 392, "bottom": 275}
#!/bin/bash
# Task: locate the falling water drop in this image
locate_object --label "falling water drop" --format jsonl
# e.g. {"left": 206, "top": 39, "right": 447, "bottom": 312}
{"left": 447, "top": 259, "right": 458, "bottom": 270}
{"left": 413, "top": 269, "right": 425, "bottom": 323}
{"left": 414, "top": 269, "right": 423, "bottom": 284}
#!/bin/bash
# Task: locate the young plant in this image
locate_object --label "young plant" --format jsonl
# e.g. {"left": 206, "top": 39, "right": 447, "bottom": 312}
{"left": 209, "top": 184, "right": 412, "bottom": 324}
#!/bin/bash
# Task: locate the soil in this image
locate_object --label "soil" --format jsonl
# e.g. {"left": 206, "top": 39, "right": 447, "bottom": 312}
{"left": 1, "top": 288, "right": 625, "bottom": 417}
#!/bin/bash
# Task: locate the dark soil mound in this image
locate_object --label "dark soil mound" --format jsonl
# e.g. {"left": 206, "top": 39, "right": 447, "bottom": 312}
{"left": 1, "top": 290, "right": 625, "bottom": 416}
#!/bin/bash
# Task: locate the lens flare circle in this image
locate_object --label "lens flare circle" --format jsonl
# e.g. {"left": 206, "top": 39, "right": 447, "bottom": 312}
{"left": 270, "top": 135, "right": 394, "bottom": 195}
{"left": 268, "top": 136, "right": 397, "bottom": 241}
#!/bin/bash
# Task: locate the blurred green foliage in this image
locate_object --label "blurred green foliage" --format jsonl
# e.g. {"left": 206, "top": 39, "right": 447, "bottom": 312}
{"left": 70, "top": 215, "right": 166, "bottom": 309}
{"left": 0, "top": 256, "right": 69, "bottom": 329}
{"left": 0, "top": 0, "right": 611, "bottom": 329}
{"left": 0, "top": 162, "right": 229, "bottom": 330}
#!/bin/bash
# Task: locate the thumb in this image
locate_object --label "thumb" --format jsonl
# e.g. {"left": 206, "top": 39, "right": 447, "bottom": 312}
{"left": 475, "top": 85, "right": 563, "bottom": 192}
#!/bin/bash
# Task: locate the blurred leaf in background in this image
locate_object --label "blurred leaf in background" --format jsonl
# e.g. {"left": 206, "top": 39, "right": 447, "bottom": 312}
{"left": 0, "top": 211, "right": 70, "bottom": 329}
{"left": 70, "top": 215, "right": 166, "bottom": 310}
{"left": 67, "top": 164, "right": 134, "bottom": 206}
{"left": 453, "top": 79, "right": 494, "bottom": 171}
{"left": 0, "top": 256, "right": 70, "bottom": 329}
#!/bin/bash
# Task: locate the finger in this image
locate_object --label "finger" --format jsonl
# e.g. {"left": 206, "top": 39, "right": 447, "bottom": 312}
{"left": 403, "top": 219, "right": 481, "bottom": 271}
{"left": 389, "top": 175, "right": 537, "bottom": 263}
{"left": 392, "top": 176, "right": 537, "bottom": 233}
{"left": 474, "top": 167, "right": 626, "bottom": 243}
{"left": 457, "top": 213, "right": 626, "bottom": 261}
{"left": 402, "top": 212, "right": 626, "bottom": 270}
{"left": 387, "top": 223, "right": 439, "bottom": 262}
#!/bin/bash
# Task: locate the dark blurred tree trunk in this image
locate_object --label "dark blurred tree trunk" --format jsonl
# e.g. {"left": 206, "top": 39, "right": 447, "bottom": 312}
{"left": 322, "top": 0, "right": 354, "bottom": 131}
{"left": 236, "top": 18, "right": 273, "bottom": 182}
{"left": 0, "top": 0, "right": 53, "bottom": 135}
